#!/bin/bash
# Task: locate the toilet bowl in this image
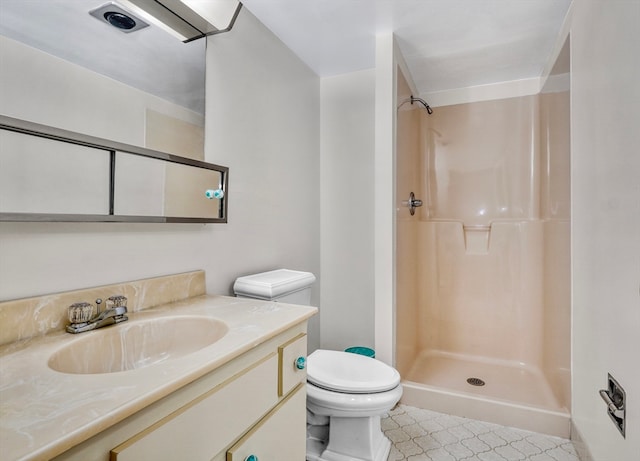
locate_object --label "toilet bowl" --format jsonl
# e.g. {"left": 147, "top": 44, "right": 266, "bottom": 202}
{"left": 233, "top": 269, "right": 402, "bottom": 461}
{"left": 306, "top": 349, "right": 402, "bottom": 461}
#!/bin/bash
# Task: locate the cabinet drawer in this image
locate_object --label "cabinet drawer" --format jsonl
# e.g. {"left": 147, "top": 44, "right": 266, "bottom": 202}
{"left": 278, "top": 333, "right": 307, "bottom": 397}
{"left": 227, "top": 383, "right": 306, "bottom": 461}
{"left": 111, "top": 353, "right": 278, "bottom": 461}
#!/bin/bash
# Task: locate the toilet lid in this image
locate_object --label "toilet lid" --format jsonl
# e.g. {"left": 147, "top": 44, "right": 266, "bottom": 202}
{"left": 307, "top": 349, "right": 401, "bottom": 393}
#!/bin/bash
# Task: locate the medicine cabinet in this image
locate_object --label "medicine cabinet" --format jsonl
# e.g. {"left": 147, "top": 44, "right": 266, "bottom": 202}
{"left": 0, "top": 115, "right": 228, "bottom": 223}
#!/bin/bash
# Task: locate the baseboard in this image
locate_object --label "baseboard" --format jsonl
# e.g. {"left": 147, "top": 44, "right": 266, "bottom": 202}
{"left": 571, "top": 421, "right": 595, "bottom": 461}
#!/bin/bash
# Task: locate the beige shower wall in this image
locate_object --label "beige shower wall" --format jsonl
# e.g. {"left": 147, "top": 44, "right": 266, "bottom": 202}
{"left": 417, "top": 95, "right": 545, "bottom": 365}
{"left": 417, "top": 220, "right": 545, "bottom": 365}
{"left": 540, "top": 88, "right": 571, "bottom": 410}
{"left": 423, "top": 96, "right": 540, "bottom": 225}
{"left": 395, "top": 69, "right": 422, "bottom": 376}
{"left": 396, "top": 93, "right": 571, "bottom": 410}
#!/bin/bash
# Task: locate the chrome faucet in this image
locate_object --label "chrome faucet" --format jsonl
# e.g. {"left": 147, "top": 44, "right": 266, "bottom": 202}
{"left": 66, "top": 295, "right": 128, "bottom": 334}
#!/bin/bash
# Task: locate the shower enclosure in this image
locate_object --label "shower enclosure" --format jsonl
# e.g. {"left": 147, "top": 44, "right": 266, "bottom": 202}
{"left": 395, "top": 41, "right": 571, "bottom": 437}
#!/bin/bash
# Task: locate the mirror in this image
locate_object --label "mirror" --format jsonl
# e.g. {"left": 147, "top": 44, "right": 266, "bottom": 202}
{"left": 0, "top": 0, "right": 232, "bottom": 222}
{"left": 0, "top": 0, "right": 206, "bottom": 117}
{"left": 0, "top": 116, "right": 228, "bottom": 223}
{"left": 114, "top": 152, "right": 223, "bottom": 219}
{"left": 0, "top": 129, "right": 111, "bottom": 216}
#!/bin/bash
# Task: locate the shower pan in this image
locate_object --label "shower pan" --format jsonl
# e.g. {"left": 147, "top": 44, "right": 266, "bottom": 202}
{"left": 395, "top": 71, "right": 571, "bottom": 437}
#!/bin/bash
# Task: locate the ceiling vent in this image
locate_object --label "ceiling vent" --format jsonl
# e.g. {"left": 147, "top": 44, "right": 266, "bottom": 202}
{"left": 89, "top": 2, "right": 149, "bottom": 33}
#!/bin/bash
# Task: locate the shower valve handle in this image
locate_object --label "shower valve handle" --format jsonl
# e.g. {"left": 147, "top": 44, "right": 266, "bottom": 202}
{"left": 407, "top": 192, "right": 423, "bottom": 216}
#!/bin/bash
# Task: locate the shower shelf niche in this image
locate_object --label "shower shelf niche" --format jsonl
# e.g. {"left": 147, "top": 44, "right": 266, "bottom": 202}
{"left": 462, "top": 224, "right": 492, "bottom": 254}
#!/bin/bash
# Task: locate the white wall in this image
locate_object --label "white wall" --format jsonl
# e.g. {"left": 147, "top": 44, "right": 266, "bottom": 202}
{"left": 205, "top": 9, "right": 321, "bottom": 348}
{"left": 0, "top": 10, "right": 321, "bottom": 348}
{"left": 319, "top": 69, "right": 376, "bottom": 351}
{"left": 374, "top": 34, "right": 420, "bottom": 366}
{"left": 373, "top": 34, "right": 399, "bottom": 365}
{"left": 570, "top": 1, "right": 640, "bottom": 458}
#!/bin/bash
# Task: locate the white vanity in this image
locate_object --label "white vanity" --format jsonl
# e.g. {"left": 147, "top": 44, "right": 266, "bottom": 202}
{"left": 0, "top": 271, "right": 316, "bottom": 461}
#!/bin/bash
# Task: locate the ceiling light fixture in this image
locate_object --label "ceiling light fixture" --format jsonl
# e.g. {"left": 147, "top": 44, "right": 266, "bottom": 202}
{"left": 119, "top": 0, "right": 242, "bottom": 43}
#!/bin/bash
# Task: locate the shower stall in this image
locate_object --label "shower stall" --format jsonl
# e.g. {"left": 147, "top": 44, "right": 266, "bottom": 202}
{"left": 394, "top": 44, "right": 571, "bottom": 437}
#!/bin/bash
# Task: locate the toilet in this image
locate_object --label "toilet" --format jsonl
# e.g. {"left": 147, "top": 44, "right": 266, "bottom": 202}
{"left": 234, "top": 269, "right": 403, "bottom": 461}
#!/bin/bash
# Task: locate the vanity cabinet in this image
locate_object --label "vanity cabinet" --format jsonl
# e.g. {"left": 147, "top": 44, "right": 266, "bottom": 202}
{"left": 53, "top": 325, "right": 308, "bottom": 461}
{"left": 226, "top": 384, "right": 306, "bottom": 461}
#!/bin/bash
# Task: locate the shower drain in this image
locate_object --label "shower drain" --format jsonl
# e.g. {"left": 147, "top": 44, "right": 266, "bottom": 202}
{"left": 466, "top": 377, "right": 485, "bottom": 386}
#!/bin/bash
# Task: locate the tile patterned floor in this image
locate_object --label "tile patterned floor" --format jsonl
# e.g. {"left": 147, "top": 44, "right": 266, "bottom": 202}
{"left": 382, "top": 405, "right": 579, "bottom": 461}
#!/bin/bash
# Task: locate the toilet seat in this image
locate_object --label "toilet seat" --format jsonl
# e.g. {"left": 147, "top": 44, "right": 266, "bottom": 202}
{"left": 307, "top": 349, "right": 400, "bottom": 393}
{"left": 307, "top": 381, "right": 403, "bottom": 418}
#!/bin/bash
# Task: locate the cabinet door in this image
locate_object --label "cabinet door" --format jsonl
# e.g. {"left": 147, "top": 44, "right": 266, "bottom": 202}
{"left": 227, "top": 384, "right": 306, "bottom": 461}
{"left": 111, "top": 354, "right": 278, "bottom": 461}
{"left": 278, "top": 333, "right": 307, "bottom": 397}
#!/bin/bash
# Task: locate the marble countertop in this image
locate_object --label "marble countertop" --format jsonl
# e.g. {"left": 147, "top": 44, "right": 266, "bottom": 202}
{"left": 0, "top": 294, "right": 317, "bottom": 461}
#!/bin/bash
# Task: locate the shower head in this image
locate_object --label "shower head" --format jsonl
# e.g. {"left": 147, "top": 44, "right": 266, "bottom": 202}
{"left": 410, "top": 96, "right": 433, "bottom": 115}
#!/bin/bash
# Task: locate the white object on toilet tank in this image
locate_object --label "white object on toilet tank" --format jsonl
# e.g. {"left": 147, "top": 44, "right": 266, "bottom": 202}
{"left": 233, "top": 269, "right": 316, "bottom": 304}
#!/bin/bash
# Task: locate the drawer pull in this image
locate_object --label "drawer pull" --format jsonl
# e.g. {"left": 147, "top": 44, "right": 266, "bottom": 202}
{"left": 245, "top": 455, "right": 258, "bottom": 461}
{"left": 295, "top": 356, "right": 306, "bottom": 370}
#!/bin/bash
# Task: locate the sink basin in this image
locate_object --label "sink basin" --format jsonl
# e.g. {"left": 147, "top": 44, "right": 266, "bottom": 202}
{"left": 48, "top": 315, "right": 229, "bottom": 374}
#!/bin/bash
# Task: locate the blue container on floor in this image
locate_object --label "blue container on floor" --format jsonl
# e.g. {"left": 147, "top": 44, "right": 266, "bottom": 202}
{"left": 345, "top": 346, "right": 375, "bottom": 358}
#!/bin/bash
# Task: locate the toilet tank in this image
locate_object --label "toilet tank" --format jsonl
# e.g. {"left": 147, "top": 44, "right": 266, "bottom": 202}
{"left": 233, "top": 269, "right": 316, "bottom": 305}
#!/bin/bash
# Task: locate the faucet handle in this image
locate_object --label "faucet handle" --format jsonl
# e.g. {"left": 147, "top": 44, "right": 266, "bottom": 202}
{"left": 107, "top": 295, "right": 128, "bottom": 309}
{"left": 68, "top": 302, "right": 96, "bottom": 324}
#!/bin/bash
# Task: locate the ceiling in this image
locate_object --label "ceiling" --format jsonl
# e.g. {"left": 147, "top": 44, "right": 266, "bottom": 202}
{"left": 0, "top": 0, "right": 571, "bottom": 111}
{"left": 242, "top": 0, "right": 572, "bottom": 96}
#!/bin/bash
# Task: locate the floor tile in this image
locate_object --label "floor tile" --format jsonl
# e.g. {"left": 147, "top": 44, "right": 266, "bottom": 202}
{"left": 383, "top": 405, "right": 579, "bottom": 461}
